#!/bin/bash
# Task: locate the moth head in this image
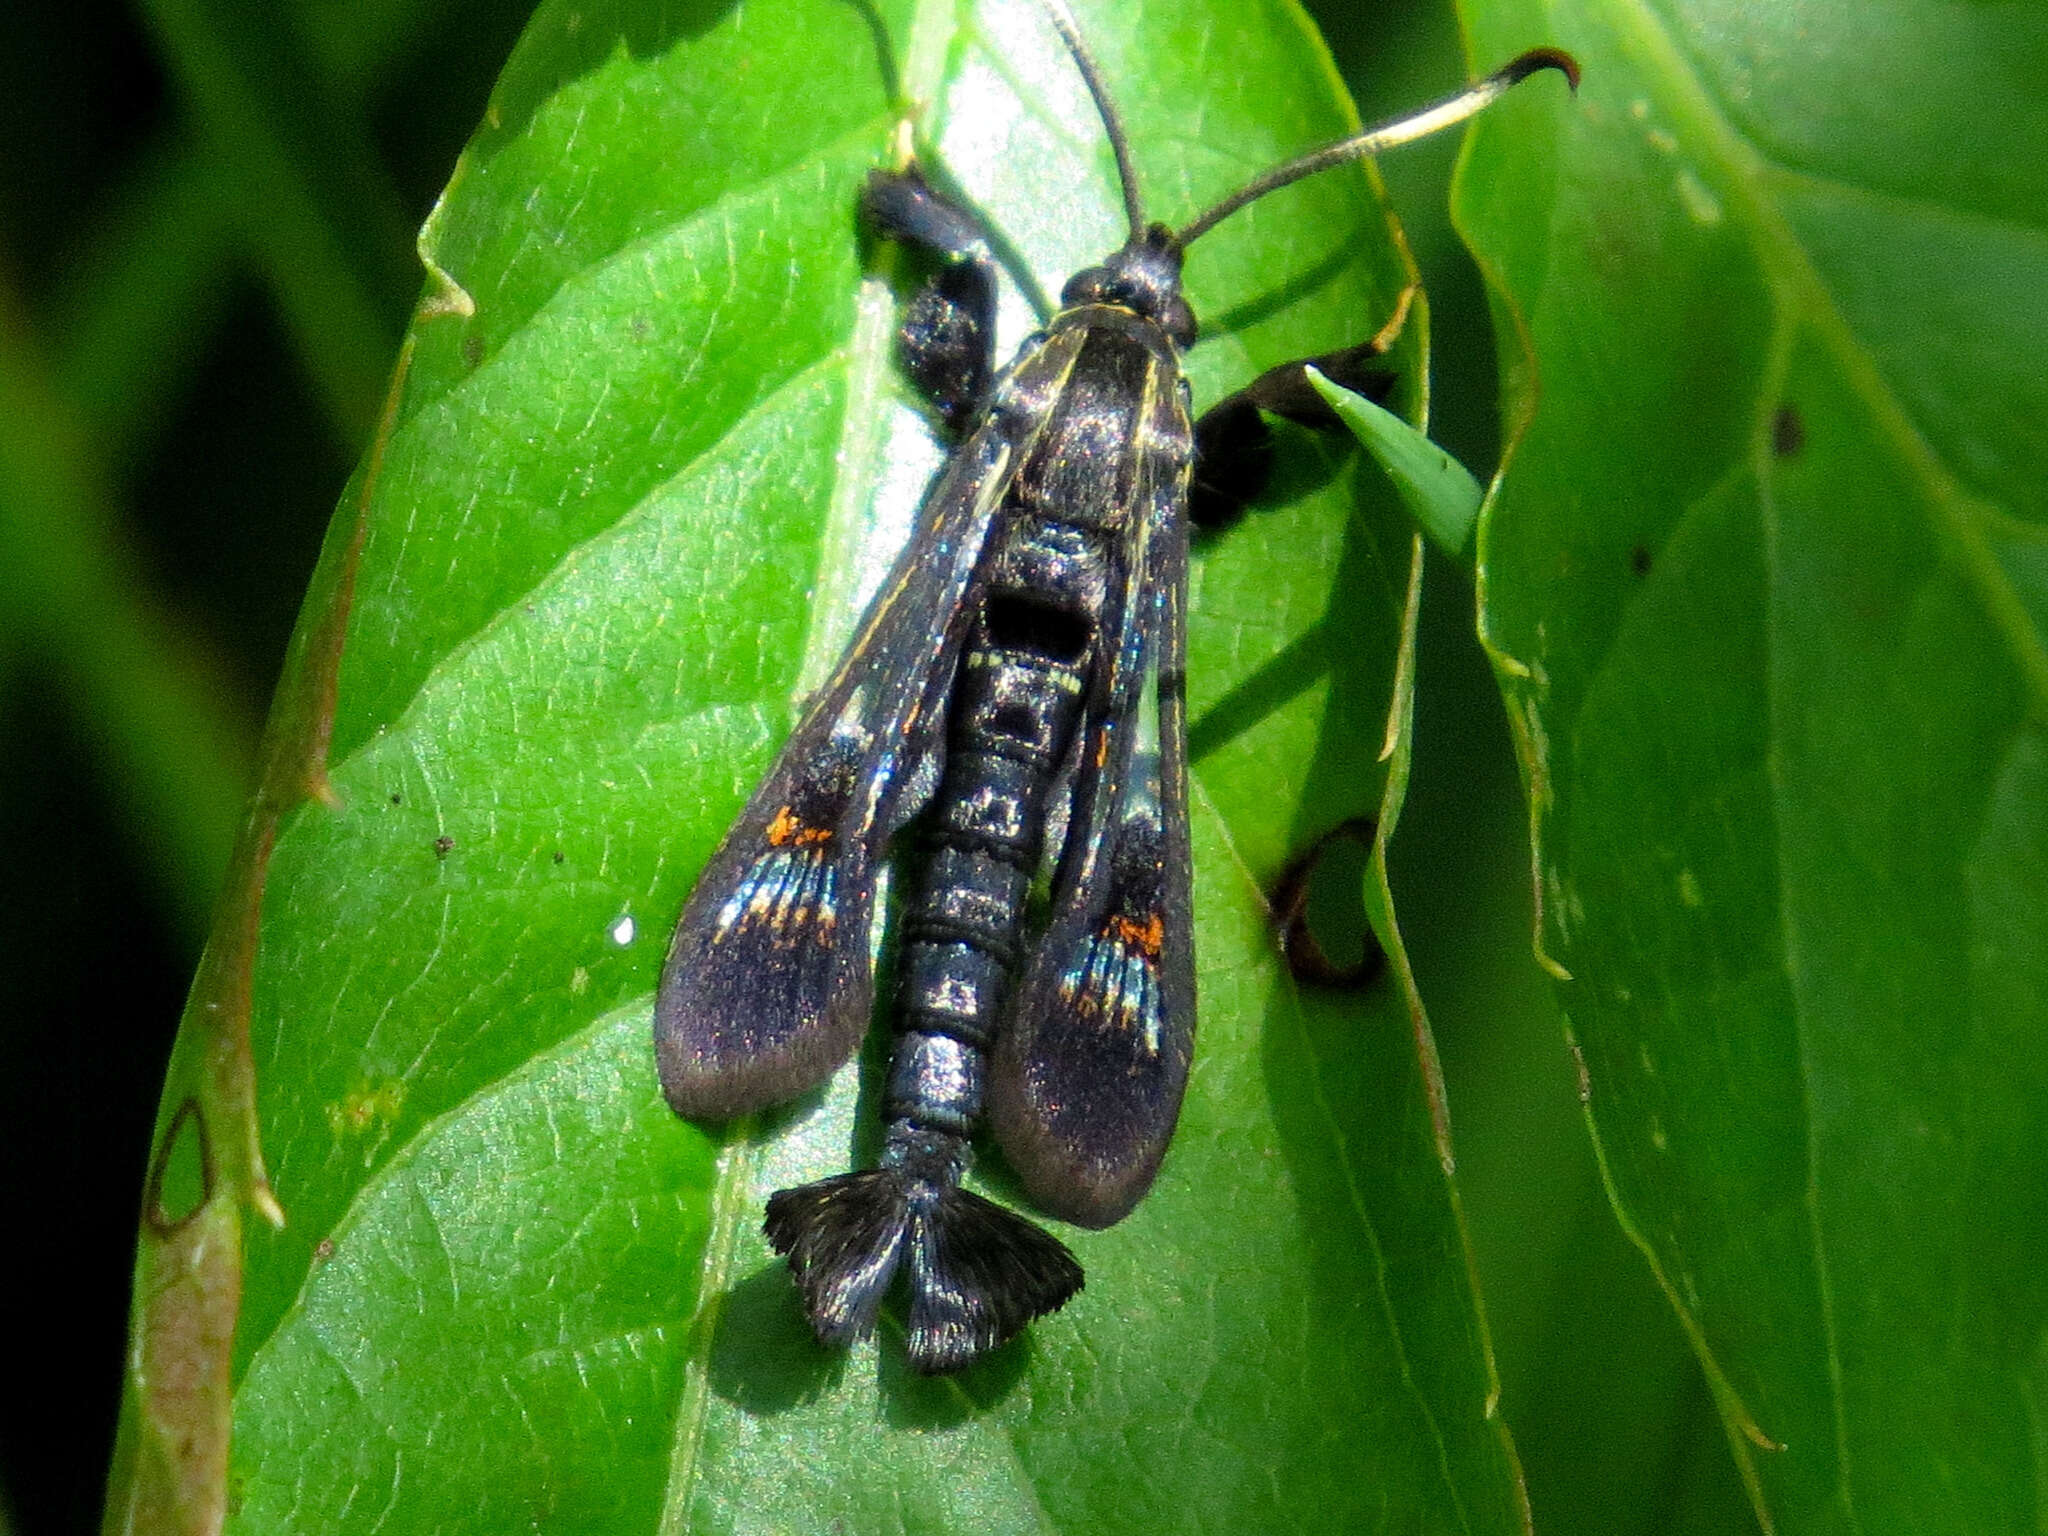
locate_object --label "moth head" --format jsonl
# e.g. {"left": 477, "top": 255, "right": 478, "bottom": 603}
{"left": 1059, "top": 225, "right": 1196, "bottom": 348}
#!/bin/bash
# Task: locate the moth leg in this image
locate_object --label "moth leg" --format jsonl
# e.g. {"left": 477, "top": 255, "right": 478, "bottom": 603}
{"left": 1188, "top": 341, "right": 1397, "bottom": 530}
{"left": 861, "top": 167, "right": 1001, "bottom": 432}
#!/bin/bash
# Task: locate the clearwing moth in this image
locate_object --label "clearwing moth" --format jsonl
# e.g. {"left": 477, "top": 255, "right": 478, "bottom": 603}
{"left": 655, "top": 0, "right": 1576, "bottom": 1373}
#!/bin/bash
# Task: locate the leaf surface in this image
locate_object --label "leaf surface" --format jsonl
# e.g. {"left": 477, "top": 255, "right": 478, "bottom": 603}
{"left": 209, "top": 1, "right": 1530, "bottom": 1531}
{"left": 1457, "top": 0, "right": 2048, "bottom": 1528}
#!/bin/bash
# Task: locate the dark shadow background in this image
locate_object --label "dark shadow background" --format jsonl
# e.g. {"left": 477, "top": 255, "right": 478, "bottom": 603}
{"left": 0, "top": 1, "right": 1752, "bottom": 1531}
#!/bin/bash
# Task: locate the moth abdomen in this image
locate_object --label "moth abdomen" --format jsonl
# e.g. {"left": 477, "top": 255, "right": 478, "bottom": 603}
{"left": 885, "top": 1031, "right": 984, "bottom": 1134}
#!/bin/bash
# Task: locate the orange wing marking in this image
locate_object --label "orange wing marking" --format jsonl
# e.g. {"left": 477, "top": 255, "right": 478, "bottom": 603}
{"left": 765, "top": 804, "right": 835, "bottom": 848}
{"left": 1109, "top": 912, "right": 1164, "bottom": 959}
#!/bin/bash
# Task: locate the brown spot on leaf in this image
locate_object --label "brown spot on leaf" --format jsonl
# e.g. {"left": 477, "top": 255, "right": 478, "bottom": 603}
{"left": 1772, "top": 404, "right": 1804, "bottom": 457}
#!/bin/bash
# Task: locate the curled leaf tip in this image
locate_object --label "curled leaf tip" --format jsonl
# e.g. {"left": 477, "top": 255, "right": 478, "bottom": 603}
{"left": 1503, "top": 46, "right": 1580, "bottom": 94}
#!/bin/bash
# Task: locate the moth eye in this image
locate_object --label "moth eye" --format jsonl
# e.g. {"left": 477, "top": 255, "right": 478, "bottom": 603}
{"left": 1060, "top": 264, "right": 1113, "bottom": 307}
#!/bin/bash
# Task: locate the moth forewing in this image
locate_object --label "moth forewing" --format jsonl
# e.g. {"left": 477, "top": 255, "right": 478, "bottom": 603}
{"left": 989, "top": 348, "right": 1197, "bottom": 1229}
{"left": 653, "top": 312, "right": 1103, "bottom": 1122}
{"left": 652, "top": 424, "right": 1018, "bottom": 1120}
{"left": 1147, "top": 438, "right": 1199, "bottom": 1151}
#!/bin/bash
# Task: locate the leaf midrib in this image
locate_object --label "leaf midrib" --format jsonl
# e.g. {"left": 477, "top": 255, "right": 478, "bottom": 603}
{"left": 646, "top": 0, "right": 1038, "bottom": 1522}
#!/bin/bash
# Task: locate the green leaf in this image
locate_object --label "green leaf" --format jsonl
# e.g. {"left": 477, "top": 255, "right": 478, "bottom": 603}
{"left": 1458, "top": 0, "right": 2048, "bottom": 1529}
{"left": 183, "top": 1, "right": 1533, "bottom": 1531}
{"left": 1309, "top": 365, "right": 1485, "bottom": 557}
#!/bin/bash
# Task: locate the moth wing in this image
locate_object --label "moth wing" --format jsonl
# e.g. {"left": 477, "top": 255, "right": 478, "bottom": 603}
{"left": 991, "top": 374, "right": 1196, "bottom": 1228}
{"left": 654, "top": 426, "right": 1019, "bottom": 1121}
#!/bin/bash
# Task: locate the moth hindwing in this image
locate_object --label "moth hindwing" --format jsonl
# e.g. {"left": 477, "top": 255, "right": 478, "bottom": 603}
{"left": 653, "top": 0, "right": 1577, "bottom": 1373}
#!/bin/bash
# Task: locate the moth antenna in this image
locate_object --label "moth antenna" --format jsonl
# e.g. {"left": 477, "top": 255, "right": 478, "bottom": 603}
{"left": 1175, "top": 46, "right": 1579, "bottom": 248}
{"left": 1037, "top": 0, "right": 1147, "bottom": 240}
{"left": 766, "top": 1162, "right": 1083, "bottom": 1373}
